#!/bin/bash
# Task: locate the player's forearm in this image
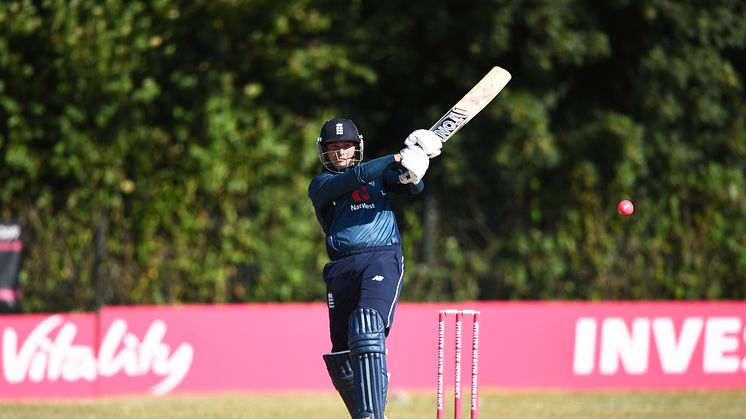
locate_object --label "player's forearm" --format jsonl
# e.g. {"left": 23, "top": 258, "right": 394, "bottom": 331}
{"left": 355, "top": 155, "right": 399, "bottom": 183}
{"left": 310, "top": 155, "right": 399, "bottom": 205}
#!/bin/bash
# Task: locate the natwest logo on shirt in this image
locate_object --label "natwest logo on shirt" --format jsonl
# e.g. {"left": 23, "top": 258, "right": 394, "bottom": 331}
{"left": 351, "top": 186, "right": 370, "bottom": 202}
{"left": 351, "top": 202, "right": 375, "bottom": 211}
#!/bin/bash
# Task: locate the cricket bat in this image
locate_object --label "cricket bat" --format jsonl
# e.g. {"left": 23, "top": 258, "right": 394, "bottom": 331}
{"left": 429, "top": 66, "right": 511, "bottom": 142}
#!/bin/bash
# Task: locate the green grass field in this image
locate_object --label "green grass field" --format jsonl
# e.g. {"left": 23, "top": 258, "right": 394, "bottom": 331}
{"left": 2, "top": 390, "right": 746, "bottom": 419}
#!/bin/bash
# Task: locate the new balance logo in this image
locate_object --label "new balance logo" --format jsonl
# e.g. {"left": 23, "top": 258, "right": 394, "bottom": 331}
{"left": 371, "top": 275, "right": 384, "bottom": 282}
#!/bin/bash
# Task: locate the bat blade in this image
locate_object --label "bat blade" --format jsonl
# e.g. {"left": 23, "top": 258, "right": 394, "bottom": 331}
{"left": 429, "top": 66, "right": 511, "bottom": 142}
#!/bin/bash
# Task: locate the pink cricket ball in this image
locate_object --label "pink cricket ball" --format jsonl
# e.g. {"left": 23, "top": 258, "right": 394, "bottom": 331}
{"left": 617, "top": 199, "right": 634, "bottom": 216}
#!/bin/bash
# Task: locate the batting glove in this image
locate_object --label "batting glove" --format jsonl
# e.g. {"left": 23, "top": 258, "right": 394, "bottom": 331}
{"left": 404, "top": 129, "right": 443, "bottom": 159}
{"left": 399, "top": 146, "right": 429, "bottom": 184}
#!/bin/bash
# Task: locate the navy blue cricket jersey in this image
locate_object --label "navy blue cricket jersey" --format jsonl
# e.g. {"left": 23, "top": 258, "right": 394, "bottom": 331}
{"left": 308, "top": 155, "right": 423, "bottom": 260}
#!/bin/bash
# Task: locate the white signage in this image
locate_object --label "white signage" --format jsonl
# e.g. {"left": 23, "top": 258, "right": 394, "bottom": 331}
{"left": 2, "top": 315, "right": 194, "bottom": 395}
{"left": 573, "top": 316, "right": 746, "bottom": 375}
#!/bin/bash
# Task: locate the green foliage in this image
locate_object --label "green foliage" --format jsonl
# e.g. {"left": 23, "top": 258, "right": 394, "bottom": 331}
{"left": 0, "top": 0, "right": 744, "bottom": 312}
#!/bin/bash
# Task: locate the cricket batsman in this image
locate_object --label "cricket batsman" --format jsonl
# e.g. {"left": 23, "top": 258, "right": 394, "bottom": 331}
{"left": 308, "top": 118, "right": 442, "bottom": 418}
